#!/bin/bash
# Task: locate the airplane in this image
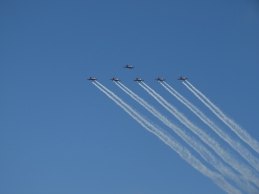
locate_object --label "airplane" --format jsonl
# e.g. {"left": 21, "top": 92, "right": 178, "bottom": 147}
{"left": 178, "top": 76, "right": 188, "bottom": 81}
{"left": 134, "top": 78, "right": 144, "bottom": 82}
{"left": 124, "top": 64, "right": 134, "bottom": 69}
{"left": 110, "top": 77, "right": 120, "bottom": 82}
{"left": 155, "top": 77, "right": 166, "bottom": 82}
{"left": 87, "top": 76, "right": 97, "bottom": 81}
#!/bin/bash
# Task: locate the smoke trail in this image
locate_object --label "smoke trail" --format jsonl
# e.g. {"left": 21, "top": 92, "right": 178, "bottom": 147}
{"left": 140, "top": 82, "right": 259, "bottom": 187}
{"left": 115, "top": 82, "right": 258, "bottom": 193}
{"left": 161, "top": 82, "right": 259, "bottom": 172}
{"left": 92, "top": 81, "right": 242, "bottom": 194}
{"left": 184, "top": 81, "right": 259, "bottom": 155}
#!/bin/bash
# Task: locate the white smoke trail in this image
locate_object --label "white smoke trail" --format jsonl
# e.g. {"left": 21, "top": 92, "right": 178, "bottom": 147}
{"left": 115, "top": 82, "right": 258, "bottom": 193}
{"left": 140, "top": 82, "right": 259, "bottom": 187}
{"left": 92, "top": 81, "right": 242, "bottom": 194}
{"left": 184, "top": 81, "right": 259, "bottom": 155}
{"left": 161, "top": 82, "right": 259, "bottom": 172}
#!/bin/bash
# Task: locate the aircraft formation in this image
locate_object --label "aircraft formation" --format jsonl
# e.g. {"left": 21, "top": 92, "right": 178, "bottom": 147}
{"left": 88, "top": 64, "right": 187, "bottom": 82}
{"left": 89, "top": 64, "right": 259, "bottom": 194}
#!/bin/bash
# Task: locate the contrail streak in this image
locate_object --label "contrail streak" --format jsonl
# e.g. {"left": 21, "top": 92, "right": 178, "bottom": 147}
{"left": 140, "top": 82, "right": 259, "bottom": 187}
{"left": 115, "top": 82, "right": 257, "bottom": 193}
{"left": 161, "top": 82, "right": 259, "bottom": 172}
{"left": 92, "top": 81, "right": 242, "bottom": 194}
{"left": 184, "top": 81, "right": 259, "bottom": 155}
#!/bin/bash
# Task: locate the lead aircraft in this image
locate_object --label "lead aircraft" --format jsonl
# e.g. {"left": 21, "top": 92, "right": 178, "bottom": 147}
{"left": 124, "top": 64, "right": 134, "bottom": 69}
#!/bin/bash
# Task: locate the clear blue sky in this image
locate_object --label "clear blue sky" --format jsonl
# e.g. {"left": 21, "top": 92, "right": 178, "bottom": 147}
{"left": 1, "top": 1, "right": 259, "bottom": 193}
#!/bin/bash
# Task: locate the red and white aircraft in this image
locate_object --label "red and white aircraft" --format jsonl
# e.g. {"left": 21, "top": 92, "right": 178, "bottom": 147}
{"left": 134, "top": 78, "right": 144, "bottom": 82}
{"left": 156, "top": 77, "right": 166, "bottom": 82}
{"left": 87, "top": 76, "right": 97, "bottom": 81}
{"left": 124, "top": 64, "right": 134, "bottom": 69}
{"left": 178, "top": 76, "right": 188, "bottom": 81}
{"left": 111, "top": 77, "right": 120, "bottom": 82}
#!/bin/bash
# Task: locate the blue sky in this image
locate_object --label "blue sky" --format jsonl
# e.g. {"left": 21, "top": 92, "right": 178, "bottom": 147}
{"left": 1, "top": 0, "right": 259, "bottom": 193}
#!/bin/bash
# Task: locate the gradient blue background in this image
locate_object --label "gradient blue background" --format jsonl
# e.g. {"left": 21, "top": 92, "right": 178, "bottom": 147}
{"left": 1, "top": 1, "right": 259, "bottom": 193}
